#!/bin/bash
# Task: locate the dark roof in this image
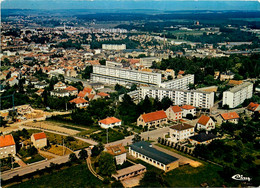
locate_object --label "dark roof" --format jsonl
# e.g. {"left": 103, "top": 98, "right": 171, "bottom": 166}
{"left": 130, "top": 141, "right": 178, "bottom": 165}
{"left": 189, "top": 133, "right": 217, "bottom": 142}
{"left": 170, "top": 123, "right": 194, "bottom": 131}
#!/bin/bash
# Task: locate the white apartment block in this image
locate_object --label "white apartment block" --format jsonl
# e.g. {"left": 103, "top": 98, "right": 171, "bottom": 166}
{"left": 222, "top": 82, "right": 253, "bottom": 108}
{"left": 159, "top": 74, "right": 194, "bottom": 90}
{"left": 140, "top": 87, "right": 214, "bottom": 109}
{"left": 91, "top": 65, "right": 162, "bottom": 85}
{"left": 102, "top": 44, "right": 126, "bottom": 50}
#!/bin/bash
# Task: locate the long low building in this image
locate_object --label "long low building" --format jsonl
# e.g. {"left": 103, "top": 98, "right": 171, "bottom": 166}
{"left": 129, "top": 141, "right": 179, "bottom": 172}
{"left": 140, "top": 87, "right": 214, "bottom": 109}
{"left": 222, "top": 82, "right": 253, "bottom": 108}
{"left": 112, "top": 164, "right": 146, "bottom": 181}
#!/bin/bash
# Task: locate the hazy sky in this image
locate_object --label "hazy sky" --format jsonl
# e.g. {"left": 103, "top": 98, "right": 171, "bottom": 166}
{"left": 1, "top": 0, "right": 260, "bottom": 10}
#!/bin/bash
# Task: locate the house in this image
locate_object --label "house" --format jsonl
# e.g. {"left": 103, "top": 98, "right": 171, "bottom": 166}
{"left": 105, "top": 144, "right": 127, "bottom": 165}
{"left": 169, "top": 123, "right": 195, "bottom": 142}
{"left": 196, "top": 115, "right": 215, "bottom": 131}
{"left": 54, "top": 81, "right": 66, "bottom": 90}
{"left": 31, "top": 132, "right": 47, "bottom": 148}
{"left": 129, "top": 141, "right": 179, "bottom": 172}
{"left": 0, "top": 134, "right": 16, "bottom": 158}
{"left": 98, "top": 117, "right": 122, "bottom": 129}
{"left": 220, "top": 71, "right": 235, "bottom": 81}
{"left": 220, "top": 112, "right": 240, "bottom": 124}
{"left": 246, "top": 102, "right": 260, "bottom": 113}
{"left": 6, "top": 77, "right": 19, "bottom": 86}
{"left": 65, "top": 86, "right": 78, "bottom": 96}
{"left": 88, "top": 82, "right": 104, "bottom": 90}
{"left": 69, "top": 98, "right": 88, "bottom": 108}
{"left": 137, "top": 110, "right": 167, "bottom": 128}
{"left": 181, "top": 105, "right": 196, "bottom": 118}
{"left": 189, "top": 133, "right": 217, "bottom": 145}
{"left": 34, "top": 82, "right": 48, "bottom": 89}
{"left": 50, "top": 89, "right": 70, "bottom": 97}
{"left": 78, "top": 87, "right": 96, "bottom": 98}
{"left": 97, "top": 92, "right": 110, "bottom": 98}
{"left": 112, "top": 164, "right": 146, "bottom": 181}
{"left": 166, "top": 106, "right": 182, "bottom": 121}
{"left": 36, "top": 89, "right": 44, "bottom": 96}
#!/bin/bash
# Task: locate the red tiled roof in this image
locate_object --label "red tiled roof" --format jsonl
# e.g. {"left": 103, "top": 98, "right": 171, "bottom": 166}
{"left": 83, "top": 87, "right": 92, "bottom": 94}
{"left": 171, "top": 106, "right": 182, "bottom": 113}
{"left": 106, "top": 144, "right": 126, "bottom": 156}
{"left": 247, "top": 102, "right": 259, "bottom": 112}
{"left": 99, "top": 117, "right": 121, "bottom": 125}
{"left": 97, "top": 92, "right": 109, "bottom": 97}
{"left": 70, "top": 98, "right": 88, "bottom": 104}
{"left": 65, "top": 86, "right": 78, "bottom": 91}
{"left": 181, "top": 105, "right": 195, "bottom": 110}
{"left": 33, "top": 132, "right": 46, "bottom": 141}
{"left": 141, "top": 110, "right": 167, "bottom": 123}
{"left": 88, "top": 94, "right": 95, "bottom": 100}
{"left": 78, "top": 91, "right": 87, "bottom": 98}
{"left": 197, "top": 115, "right": 210, "bottom": 126}
{"left": 0, "top": 134, "right": 15, "bottom": 148}
{"left": 228, "top": 80, "right": 243, "bottom": 85}
{"left": 220, "top": 112, "right": 240, "bottom": 120}
{"left": 178, "top": 70, "right": 185, "bottom": 75}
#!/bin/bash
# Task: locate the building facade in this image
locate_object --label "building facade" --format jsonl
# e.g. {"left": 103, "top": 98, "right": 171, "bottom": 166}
{"left": 140, "top": 87, "right": 214, "bottom": 109}
{"left": 137, "top": 110, "right": 167, "bottom": 128}
{"left": 169, "top": 123, "right": 195, "bottom": 142}
{"left": 102, "top": 44, "right": 126, "bottom": 50}
{"left": 129, "top": 141, "right": 179, "bottom": 172}
{"left": 222, "top": 82, "right": 253, "bottom": 108}
{"left": 159, "top": 74, "right": 194, "bottom": 90}
{"left": 165, "top": 106, "right": 183, "bottom": 121}
{"left": 31, "top": 132, "right": 47, "bottom": 148}
{"left": 98, "top": 117, "right": 122, "bottom": 129}
{"left": 105, "top": 144, "right": 127, "bottom": 165}
{"left": 0, "top": 134, "right": 16, "bottom": 159}
{"left": 196, "top": 115, "right": 215, "bottom": 131}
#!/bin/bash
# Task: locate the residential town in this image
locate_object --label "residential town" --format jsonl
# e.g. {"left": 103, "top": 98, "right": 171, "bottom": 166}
{"left": 0, "top": 5, "right": 260, "bottom": 188}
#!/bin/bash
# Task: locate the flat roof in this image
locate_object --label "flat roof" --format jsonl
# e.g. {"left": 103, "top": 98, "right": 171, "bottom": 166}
{"left": 113, "top": 164, "right": 146, "bottom": 178}
{"left": 226, "top": 82, "right": 253, "bottom": 93}
{"left": 130, "top": 141, "right": 178, "bottom": 165}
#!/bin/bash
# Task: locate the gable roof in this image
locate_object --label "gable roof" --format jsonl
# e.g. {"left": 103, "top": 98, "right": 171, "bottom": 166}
{"left": 197, "top": 115, "right": 211, "bottom": 126}
{"left": 247, "top": 102, "right": 259, "bottom": 112}
{"left": 32, "top": 132, "right": 47, "bottom": 141}
{"left": 0, "top": 134, "right": 15, "bottom": 148}
{"left": 130, "top": 141, "right": 178, "bottom": 165}
{"left": 99, "top": 117, "right": 121, "bottom": 125}
{"left": 106, "top": 144, "right": 126, "bottom": 156}
{"left": 220, "top": 112, "right": 240, "bottom": 120}
{"left": 171, "top": 106, "right": 182, "bottom": 113}
{"left": 69, "top": 98, "right": 88, "bottom": 104}
{"left": 141, "top": 110, "right": 167, "bottom": 123}
{"left": 181, "top": 105, "right": 195, "bottom": 110}
{"left": 170, "top": 123, "right": 194, "bottom": 131}
{"left": 97, "top": 92, "right": 110, "bottom": 97}
{"left": 78, "top": 91, "right": 87, "bottom": 98}
{"left": 83, "top": 87, "right": 92, "bottom": 94}
{"left": 65, "top": 86, "right": 78, "bottom": 91}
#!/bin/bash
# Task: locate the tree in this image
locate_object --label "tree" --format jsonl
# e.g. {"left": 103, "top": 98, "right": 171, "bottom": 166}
{"left": 91, "top": 142, "right": 104, "bottom": 157}
{"left": 111, "top": 180, "right": 124, "bottom": 187}
{"left": 69, "top": 153, "right": 78, "bottom": 162}
{"left": 167, "top": 75, "right": 173, "bottom": 80}
{"left": 132, "top": 134, "right": 141, "bottom": 143}
{"left": 161, "top": 97, "right": 173, "bottom": 110}
{"left": 186, "top": 114, "right": 194, "bottom": 120}
{"left": 0, "top": 117, "right": 7, "bottom": 127}
{"left": 98, "top": 152, "right": 116, "bottom": 176}
{"left": 78, "top": 149, "right": 88, "bottom": 160}
{"left": 139, "top": 171, "right": 168, "bottom": 187}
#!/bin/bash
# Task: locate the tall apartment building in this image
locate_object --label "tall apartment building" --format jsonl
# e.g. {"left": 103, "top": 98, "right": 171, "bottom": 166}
{"left": 140, "top": 87, "right": 214, "bottom": 109}
{"left": 91, "top": 65, "right": 194, "bottom": 89}
{"left": 222, "top": 82, "right": 253, "bottom": 108}
{"left": 159, "top": 74, "right": 194, "bottom": 90}
{"left": 91, "top": 65, "right": 162, "bottom": 85}
{"left": 102, "top": 44, "right": 126, "bottom": 50}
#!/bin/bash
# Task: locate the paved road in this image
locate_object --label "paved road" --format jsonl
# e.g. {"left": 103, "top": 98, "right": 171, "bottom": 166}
{"left": 2, "top": 150, "right": 80, "bottom": 181}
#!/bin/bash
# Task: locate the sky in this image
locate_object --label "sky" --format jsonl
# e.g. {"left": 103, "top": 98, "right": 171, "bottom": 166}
{"left": 1, "top": 0, "right": 260, "bottom": 10}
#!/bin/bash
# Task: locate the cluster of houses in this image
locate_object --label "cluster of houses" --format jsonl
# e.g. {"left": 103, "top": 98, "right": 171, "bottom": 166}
{"left": 0, "top": 132, "right": 47, "bottom": 159}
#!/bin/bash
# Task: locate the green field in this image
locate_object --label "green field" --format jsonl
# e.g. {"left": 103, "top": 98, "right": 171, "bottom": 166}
{"left": 11, "top": 164, "right": 103, "bottom": 188}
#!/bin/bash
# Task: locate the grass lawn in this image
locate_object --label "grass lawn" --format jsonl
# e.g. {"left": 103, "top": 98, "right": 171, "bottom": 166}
{"left": 45, "top": 132, "right": 90, "bottom": 150}
{"left": 11, "top": 163, "right": 104, "bottom": 188}
{"left": 90, "top": 129, "right": 125, "bottom": 144}
{"left": 164, "top": 163, "right": 224, "bottom": 187}
{"left": 23, "top": 154, "right": 45, "bottom": 164}
{"left": 48, "top": 145, "right": 73, "bottom": 156}
{"left": 1, "top": 158, "right": 20, "bottom": 172}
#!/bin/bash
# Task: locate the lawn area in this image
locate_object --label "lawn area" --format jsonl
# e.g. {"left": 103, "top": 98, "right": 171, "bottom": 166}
{"left": 23, "top": 154, "right": 45, "bottom": 164}
{"left": 11, "top": 164, "right": 104, "bottom": 188}
{"left": 90, "top": 129, "right": 125, "bottom": 143}
{"left": 47, "top": 145, "right": 73, "bottom": 156}
{"left": 45, "top": 132, "right": 90, "bottom": 150}
{"left": 164, "top": 163, "right": 224, "bottom": 187}
{"left": 1, "top": 157, "right": 20, "bottom": 172}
